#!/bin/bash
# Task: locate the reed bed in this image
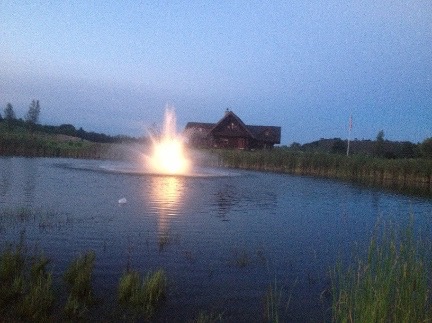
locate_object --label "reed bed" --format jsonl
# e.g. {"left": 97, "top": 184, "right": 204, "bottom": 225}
{"left": 214, "top": 149, "right": 432, "bottom": 196}
{"left": 63, "top": 251, "right": 96, "bottom": 318}
{"left": 0, "top": 247, "right": 54, "bottom": 321}
{"left": 118, "top": 269, "right": 167, "bottom": 319}
{"left": 331, "top": 219, "right": 432, "bottom": 322}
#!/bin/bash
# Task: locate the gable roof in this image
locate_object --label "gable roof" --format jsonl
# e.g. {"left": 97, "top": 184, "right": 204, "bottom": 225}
{"left": 185, "top": 111, "right": 281, "bottom": 144}
{"left": 210, "top": 111, "right": 255, "bottom": 138}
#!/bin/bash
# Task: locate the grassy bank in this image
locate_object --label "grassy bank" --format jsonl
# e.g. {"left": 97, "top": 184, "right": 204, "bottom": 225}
{"left": 332, "top": 218, "right": 432, "bottom": 322}
{"left": 0, "top": 131, "right": 101, "bottom": 158}
{"left": 213, "top": 149, "right": 432, "bottom": 197}
{"left": 0, "top": 132, "right": 132, "bottom": 159}
{"left": 0, "top": 247, "right": 167, "bottom": 321}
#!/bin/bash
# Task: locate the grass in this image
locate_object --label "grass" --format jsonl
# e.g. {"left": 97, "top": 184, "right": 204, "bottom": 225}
{"left": 20, "top": 255, "right": 54, "bottom": 321}
{"left": 0, "top": 247, "right": 54, "bottom": 321}
{"left": 118, "top": 268, "right": 167, "bottom": 319}
{"left": 331, "top": 218, "right": 432, "bottom": 322}
{"left": 214, "top": 149, "right": 432, "bottom": 197}
{"left": 264, "top": 278, "right": 284, "bottom": 323}
{"left": 0, "top": 246, "right": 25, "bottom": 313}
{"left": 63, "top": 251, "right": 96, "bottom": 318}
{"left": 263, "top": 277, "right": 296, "bottom": 323}
{"left": 0, "top": 127, "right": 102, "bottom": 158}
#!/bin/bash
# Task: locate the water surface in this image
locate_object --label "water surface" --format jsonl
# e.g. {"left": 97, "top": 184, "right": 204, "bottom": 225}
{"left": 1, "top": 157, "right": 431, "bottom": 322}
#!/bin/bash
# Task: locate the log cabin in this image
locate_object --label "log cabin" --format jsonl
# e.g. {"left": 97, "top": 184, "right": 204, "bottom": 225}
{"left": 185, "top": 110, "right": 281, "bottom": 149}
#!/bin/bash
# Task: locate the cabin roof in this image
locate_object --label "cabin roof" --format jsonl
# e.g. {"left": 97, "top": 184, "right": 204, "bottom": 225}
{"left": 185, "top": 111, "right": 281, "bottom": 144}
{"left": 210, "top": 111, "right": 255, "bottom": 138}
{"left": 247, "top": 125, "right": 281, "bottom": 144}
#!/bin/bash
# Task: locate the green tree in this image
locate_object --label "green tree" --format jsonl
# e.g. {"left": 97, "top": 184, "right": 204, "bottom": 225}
{"left": 420, "top": 137, "right": 432, "bottom": 158}
{"left": 331, "top": 138, "right": 347, "bottom": 154}
{"left": 374, "top": 130, "right": 385, "bottom": 157}
{"left": 4, "top": 103, "right": 16, "bottom": 130}
{"left": 289, "top": 142, "right": 302, "bottom": 151}
{"left": 25, "top": 99, "right": 41, "bottom": 132}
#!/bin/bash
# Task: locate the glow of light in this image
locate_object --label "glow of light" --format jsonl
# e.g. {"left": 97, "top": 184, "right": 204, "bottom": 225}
{"left": 148, "top": 108, "right": 191, "bottom": 175}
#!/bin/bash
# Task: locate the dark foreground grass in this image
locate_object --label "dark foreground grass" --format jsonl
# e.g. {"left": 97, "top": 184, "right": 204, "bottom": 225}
{"left": 0, "top": 247, "right": 54, "bottom": 321}
{"left": 118, "top": 268, "right": 167, "bottom": 319}
{"left": 331, "top": 218, "right": 432, "bottom": 322}
{"left": 63, "top": 251, "right": 96, "bottom": 318}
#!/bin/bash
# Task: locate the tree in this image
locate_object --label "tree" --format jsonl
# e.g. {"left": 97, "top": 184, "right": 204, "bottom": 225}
{"left": 420, "top": 137, "right": 432, "bottom": 158}
{"left": 289, "top": 142, "right": 302, "bottom": 151}
{"left": 4, "top": 103, "right": 16, "bottom": 130}
{"left": 374, "top": 130, "right": 385, "bottom": 157}
{"left": 25, "top": 99, "right": 41, "bottom": 132}
{"left": 331, "top": 138, "right": 347, "bottom": 154}
{"left": 58, "top": 124, "right": 76, "bottom": 136}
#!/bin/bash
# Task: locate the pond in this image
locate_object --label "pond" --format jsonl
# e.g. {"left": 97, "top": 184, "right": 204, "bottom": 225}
{"left": 1, "top": 157, "right": 431, "bottom": 322}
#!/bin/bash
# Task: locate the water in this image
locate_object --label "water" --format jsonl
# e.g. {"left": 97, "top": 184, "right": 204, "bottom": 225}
{"left": 1, "top": 157, "right": 431, "bottom": 322}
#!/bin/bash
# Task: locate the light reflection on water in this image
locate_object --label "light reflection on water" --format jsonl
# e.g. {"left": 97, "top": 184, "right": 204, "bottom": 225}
{"left": 0, "top": 157, "right": 431, "bottom": 322}
{"left": 149, "top": 175, "right": 184, "bottom": 241}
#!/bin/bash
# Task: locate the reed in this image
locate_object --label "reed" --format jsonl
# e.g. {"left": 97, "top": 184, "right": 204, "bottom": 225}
{"left": 331, "top": 219, "right": 432, "bottom": 322}
{"left": 118, "top": 270, "right": 142, "bottom": 307}
{"left": 263, "top": 277, "right": 295, "bottom": 323}
{"left": 214, "top": 149, "right": 432, "bottom": 196}
{"left": 0, "top": 247, "right": 54, "bottom": 321}
{"left": 264, "top": 278, "right": 284, "bottom": 322}
{"left": 20, "top": 255, "right": 54, "bottom": 321}
{"left": 118, "top": 269, "right": 167, "bottom": 319}
{"left": 0, "top": 247, "right": 25, "bottom": 313}
{"left": 63, "top": 251, "right": 96, "bottom": 318}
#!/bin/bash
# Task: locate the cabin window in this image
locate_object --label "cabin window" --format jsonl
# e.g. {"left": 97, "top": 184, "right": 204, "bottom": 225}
{"left": 227, "top": 122, "right": 237, "bottom": 130}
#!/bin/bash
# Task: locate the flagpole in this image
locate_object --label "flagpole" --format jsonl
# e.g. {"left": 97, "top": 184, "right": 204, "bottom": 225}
{"left": 346, "top": 115, "right": 352, "bottom": 156}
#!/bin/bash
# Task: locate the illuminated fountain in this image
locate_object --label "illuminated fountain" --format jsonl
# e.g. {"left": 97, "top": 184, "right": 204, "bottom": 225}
{"left": 147, "top": 108, "right": 191, "bottom": 176}
{"left": 70, "top": 106, "right": 234, "bottom": 178}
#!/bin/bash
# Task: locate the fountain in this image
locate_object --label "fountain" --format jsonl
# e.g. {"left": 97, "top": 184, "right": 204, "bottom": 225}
{"left": 147, "top": 107, "right": 191, "bottom": 176}
{"left": 58, "top": 106, "right": 236, "bottom": 178}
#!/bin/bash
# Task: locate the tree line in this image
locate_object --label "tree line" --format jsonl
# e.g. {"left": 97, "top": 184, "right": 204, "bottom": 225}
{"left": 1, "top": 101, "right": 143, "bottom": 143}
{"left": 286, "top": 131, "right": 432, "bottom": 159}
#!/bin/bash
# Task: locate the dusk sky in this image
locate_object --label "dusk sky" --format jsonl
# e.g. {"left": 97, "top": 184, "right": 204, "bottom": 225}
{"left": 1, "top": 1, "right": 431, "bottom": 144}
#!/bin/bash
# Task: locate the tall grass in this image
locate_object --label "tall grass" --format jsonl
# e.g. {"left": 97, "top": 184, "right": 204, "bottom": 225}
{"left": 63, "top": 251, "right": 96, "bottom": 318}
{"left": 263, "top": 277, "right": 296, "bottom": 323}
{"left": 0, "top": 246, "right": 25, "bottom": 313}
{"left": 331, "top": 219, "right": 432, "bottom": 322}
{"left": 118, "top": 269, "right": 167, "bottom": 319}
{"left": 214, "top": 149, "right": 432, "bottom": 196}
{"left": 20, "top": 255, "right": 54, "bottom": 320}
{"left": 264, "top": 278, "right": 284, "bottom": 322}
{"left": 0, "top": 247, "right": 54, "bottom": 321}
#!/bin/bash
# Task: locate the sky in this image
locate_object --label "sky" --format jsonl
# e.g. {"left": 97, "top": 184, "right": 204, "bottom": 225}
{"left": 1, "top": 1, "right": 431, "bottom": 144}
